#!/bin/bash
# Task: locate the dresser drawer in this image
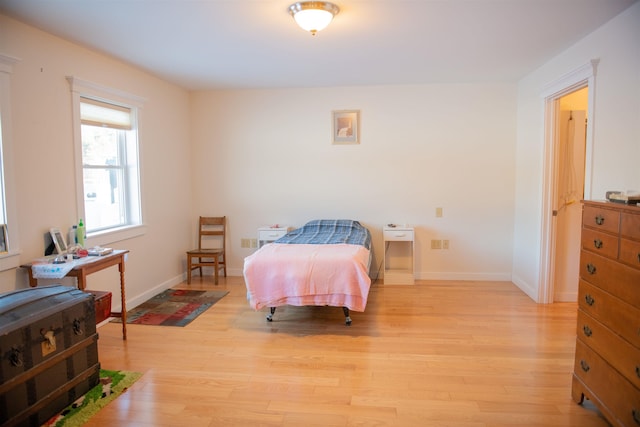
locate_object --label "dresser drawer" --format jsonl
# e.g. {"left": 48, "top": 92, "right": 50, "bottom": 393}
{"left": 258, "top": 229, "right": 288, "bottom": 241}
{"left": 583, "top": 204, "right": 620, "bottom": 234}
{"left": 576, "top": 309, "right": 640, "bottom": 389}
{"left": 620, "top": 237, "right": 640, "bottom": 269}
{"left": 383, "top": 229, "right": 414, "bottom": 241}
{"left": 581, "top": 227, "right": 619, "bottom": 259}
{"left": 579, "top": 280, "right": 640, "bottom": 349}
{"left": 580, "top": 250, "right": 640, "bottom": 307}
{"left": 621, "top": 211, "right": 640, "bottom": 240}
{"left": 573, "top": 340, "right": 640, "bottom": 427}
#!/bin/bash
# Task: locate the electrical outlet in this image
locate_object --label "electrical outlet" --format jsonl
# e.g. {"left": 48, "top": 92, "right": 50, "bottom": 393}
{"left": 436, "top": 207, "right": 443, "bottom": 217}
{"left": 241, "top": 238, "right": 250, "bottom": 248}
{"left": 431, "top": 239, "right": 442, "bottom": 249}
{"left": 250, "top": 239, "right": 257, "bottom": 248}
{"left": 443, "top": 239, "right": 449, "bottom": 249}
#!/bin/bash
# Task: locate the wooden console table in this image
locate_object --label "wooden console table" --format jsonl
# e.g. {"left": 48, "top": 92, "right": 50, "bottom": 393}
{"left": 21, "top": 249, "right": 129, "bottom": 340}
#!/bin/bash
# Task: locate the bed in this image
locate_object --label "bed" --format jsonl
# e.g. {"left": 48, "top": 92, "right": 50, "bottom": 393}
{"left": 243, "top": 219, "right": 372, "bottom": 325}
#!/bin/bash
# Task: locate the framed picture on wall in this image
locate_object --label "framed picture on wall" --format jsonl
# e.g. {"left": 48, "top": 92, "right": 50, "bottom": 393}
{"left": 332, "top": 110, "right": 360, "bottom": 144}
{"left": 0, "top": 224, "right": 7, "bottom": 253}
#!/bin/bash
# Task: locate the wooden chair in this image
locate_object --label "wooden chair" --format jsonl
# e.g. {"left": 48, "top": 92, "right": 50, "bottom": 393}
{"left": 186, "top": 216, "right": 227, "bottom": 284}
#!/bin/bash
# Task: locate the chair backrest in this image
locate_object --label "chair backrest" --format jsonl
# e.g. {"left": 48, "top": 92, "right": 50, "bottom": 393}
{"left": 198, "top": 216, "right": 226, "bottom": 252}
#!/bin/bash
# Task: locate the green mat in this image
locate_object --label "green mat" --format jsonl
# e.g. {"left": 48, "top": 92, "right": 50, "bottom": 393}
{"left": 42, "top": 369, "right": 142, "bottom": 427}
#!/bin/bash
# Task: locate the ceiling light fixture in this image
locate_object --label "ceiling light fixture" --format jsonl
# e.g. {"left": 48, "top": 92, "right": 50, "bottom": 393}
{"left": 288, "top": 1, "right": 340, "bottom": 36}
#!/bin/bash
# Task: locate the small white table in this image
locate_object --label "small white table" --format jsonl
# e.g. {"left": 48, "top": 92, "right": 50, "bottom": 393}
{"left": 383, "top": 226, "right": 415, "bottom": 284}
{"left": 257, "top": 226, "right": 291, "bottom": 248}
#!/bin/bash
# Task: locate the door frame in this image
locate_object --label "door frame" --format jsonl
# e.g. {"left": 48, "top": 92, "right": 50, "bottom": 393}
{"left": 538, "top": 59, "right": 599, "bottom": 304}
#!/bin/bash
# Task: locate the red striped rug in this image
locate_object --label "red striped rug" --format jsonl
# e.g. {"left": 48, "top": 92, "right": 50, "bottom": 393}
{"left": 111, "top": 288, "right": 228, "bottom": 326}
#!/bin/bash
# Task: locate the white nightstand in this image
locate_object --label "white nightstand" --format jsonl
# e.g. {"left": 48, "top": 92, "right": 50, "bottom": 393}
{"left": 257, "top": 226, "right": 291, "bottom": 248}
{"left": 383, "top": 225, "right": 415, "bottom": 285}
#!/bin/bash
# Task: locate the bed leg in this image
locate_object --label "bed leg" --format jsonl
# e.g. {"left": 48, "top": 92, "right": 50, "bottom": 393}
{"left": 267, "top": 307, "right": 276, "bottom": 322}
{"left": 343, "top": 307, "right": 352, "bottom": 326}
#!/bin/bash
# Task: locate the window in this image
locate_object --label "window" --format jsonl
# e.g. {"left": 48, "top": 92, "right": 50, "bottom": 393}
{"left": 0, "top": 54, "right": 20, "bottom": 270}
{"left": 0, "top": 121, "right": 6, "bottom": 226}
{"left": 80, "top": 97, "right": 141, "bottom": 232}
{"left": 0, "top": 118, "right": 8, "bottom": 251}
{"left": 68, "top": 77, "right": 145, "bottom": 244}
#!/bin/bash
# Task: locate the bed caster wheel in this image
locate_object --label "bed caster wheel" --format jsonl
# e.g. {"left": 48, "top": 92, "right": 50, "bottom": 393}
{"left": 266, "top": 314, "right": 273, "bottom": 322}
{"left": 343, "top": 307, "right": 352, "bottom": 326}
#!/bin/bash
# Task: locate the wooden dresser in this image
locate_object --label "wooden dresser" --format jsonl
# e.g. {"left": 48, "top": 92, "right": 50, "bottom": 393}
{"left": 572, "top": 200, "right": 640, "bottom": 427}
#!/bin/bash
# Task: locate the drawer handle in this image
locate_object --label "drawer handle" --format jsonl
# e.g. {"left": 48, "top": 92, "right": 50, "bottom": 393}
{"left": 73, "top": 318, "right": 83, "bottom": 336}
{"left": 584, "top": 294, "right": 595, "bottom": 306}
{"left": 582, "top": 325, "right": 593, "bottom": 337}
{"left": 593, "top": 239, "right": 603, "bottom": 249}
{"left": 633, "top": 409, "right": 640, "bottom": 425}
{"left": 586, "top": 263, "right": 596, "bottom": 275}
{"left": 9, "top": 347, "right": 23, "bottom": 367}
{"left": 595, "top": 215, "right": 605, "bottom": 225}
{"left": 580, "top": 359, "right": 590, "bottom": 372}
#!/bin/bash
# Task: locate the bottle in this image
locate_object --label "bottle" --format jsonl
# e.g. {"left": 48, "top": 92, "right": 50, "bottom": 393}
{"left": 68, "top": 225, "right": 77, "bottom": 246}
{"left": 76, "top": 219, "right": 86, "bottom": 247}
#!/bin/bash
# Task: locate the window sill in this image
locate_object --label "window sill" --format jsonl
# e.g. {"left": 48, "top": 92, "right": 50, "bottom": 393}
{"left": 0, "top": 250, "right": 22, "bottom": 272}
{"left": 87, "top": 224, "right": 147, "bottom": 248}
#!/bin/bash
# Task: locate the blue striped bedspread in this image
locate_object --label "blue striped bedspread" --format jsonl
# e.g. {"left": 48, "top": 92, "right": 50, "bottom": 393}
{"left": 275, "top": 219, "right": 371, "bottom": 250}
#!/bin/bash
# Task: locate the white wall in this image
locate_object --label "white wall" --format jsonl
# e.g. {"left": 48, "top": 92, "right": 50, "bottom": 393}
{"left": 191, "top": 84, "right": 517, "bottom": 280}
{"left": 0, "top": 15, "right": 193, "bottom": 308}
{"left": 512, "top": 2, "right": 640, "bottom": 301}
{"left": 2, "top": 2, "right": 636, "bottom": 307}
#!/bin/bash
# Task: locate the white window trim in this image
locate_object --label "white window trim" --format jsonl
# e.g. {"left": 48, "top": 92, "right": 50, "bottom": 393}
{"left": 0, "top": 54, "right": 21, "bottom": 270}
{"left": 67, "top": 76, "right": 147, "bottom": 247}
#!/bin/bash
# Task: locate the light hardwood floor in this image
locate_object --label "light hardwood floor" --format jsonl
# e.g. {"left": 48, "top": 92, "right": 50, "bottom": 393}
{"left": 90, "top": 277, "right": 609, "bottom": 427}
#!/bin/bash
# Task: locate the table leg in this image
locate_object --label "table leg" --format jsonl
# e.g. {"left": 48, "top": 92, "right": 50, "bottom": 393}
{"left": 76, "top": 271, "right": 87, "bottom": 291}
{"left": 27, "top": 270, "right": 37, "bottom": 287}
{"left": 118, "top": 257, "right": 127, "bottom": 340}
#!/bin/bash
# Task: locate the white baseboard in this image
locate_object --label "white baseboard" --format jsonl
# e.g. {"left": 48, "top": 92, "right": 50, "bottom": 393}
{"left": 553, "top": 291, "right": 578, "bottom": 302}
{"left": 111, "top": 274, "right": 183, "bottom": 312}
{"left": 511, "top": 273, "right": 538, "bottom": 302}
{"left": 416, "top": 271, "right": 512, "bottom": 281}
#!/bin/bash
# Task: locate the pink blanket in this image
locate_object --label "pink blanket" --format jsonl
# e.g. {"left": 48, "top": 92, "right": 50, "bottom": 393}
{"left": 243, "top": 243, "right": 372, "bottom": 312}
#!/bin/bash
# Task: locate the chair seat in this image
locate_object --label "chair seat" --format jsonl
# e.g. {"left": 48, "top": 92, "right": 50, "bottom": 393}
{"left": 187, "top": 248, "right": 223, "bottom": 255}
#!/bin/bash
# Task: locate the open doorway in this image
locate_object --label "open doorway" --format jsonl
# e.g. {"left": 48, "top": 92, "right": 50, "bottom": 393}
{"left": 552, "top": 88, "right": 588, "bottom": 301}
{"left": 538, "top": 60, "right": 598, "bottom": 304}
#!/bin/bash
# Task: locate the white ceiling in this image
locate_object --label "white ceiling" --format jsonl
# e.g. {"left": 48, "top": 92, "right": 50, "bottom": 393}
{"left": 0, "top": 0, "right": 636, "bottom": 90}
